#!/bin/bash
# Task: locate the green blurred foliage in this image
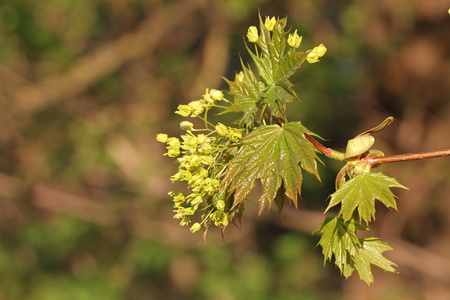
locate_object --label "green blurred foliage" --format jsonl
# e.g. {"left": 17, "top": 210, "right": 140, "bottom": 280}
{"left": 0, "top": 0, "right": 449, "bottom": 299}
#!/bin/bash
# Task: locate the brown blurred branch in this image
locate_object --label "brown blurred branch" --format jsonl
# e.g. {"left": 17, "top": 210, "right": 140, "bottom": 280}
{"left": 11, "top": 1, "right": 199, "bottom": 116}
{"left": 25, "top": 180, "right": 450, "bottom": 283}
{"left": 31, "top": 183, "right": 253, "bottom": 248}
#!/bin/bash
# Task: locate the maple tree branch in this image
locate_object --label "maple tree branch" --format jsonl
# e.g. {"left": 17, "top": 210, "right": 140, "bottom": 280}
{"left": 366, "top": 149, "right": 450, "bottom": 166}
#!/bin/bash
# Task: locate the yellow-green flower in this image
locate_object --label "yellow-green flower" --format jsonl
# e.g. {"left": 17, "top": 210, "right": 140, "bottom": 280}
{"left": 175, "top": 104, "right": 192, "bottom": 117}
{"left": 287, "top": 30, "right": 302, "bottom": 48}
{"left": 210, "top": 89, "right": 224, "bottom": 101}
{"left": 181, "top": 134, "right": 198, "bottom": 150}
{"left": 189, "top": 194, "right": 203, "bottom": 206}
{"left": 246, "top": 26, "right": 259, "bottom": 43}
{"left": 165, "top": 137, "right": 181, "bottom": 157}
{"left": 215, "top": 123, "right": 228, "bottom": 136}
{"left": 188, "top": 100, "right": 204, "bottom": 117}
{"left": 306, "top": 44, "right": 327, "bottom": 63}
{"left": 200, "top": 143, "right": 213, "bottom": 154}
{"left": 190, "top": 222, "right": 202, "bottom": 233}
{"left": 156, "top": 133, "right": 168, "bottom": 143}
{"left": 264, "top": 16, "right": 276, "bottom": 31}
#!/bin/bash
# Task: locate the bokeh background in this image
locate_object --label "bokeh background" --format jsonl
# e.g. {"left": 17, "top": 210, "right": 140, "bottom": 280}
{"left": 0, "top": 0, "right": 449, "bottom": 299}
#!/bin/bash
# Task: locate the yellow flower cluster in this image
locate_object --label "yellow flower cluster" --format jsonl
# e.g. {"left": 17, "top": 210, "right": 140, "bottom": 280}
{"left": 175, "top": 89, "right": 224, "bottom": 117}
{"left": 157, "top": 88, "right": 243, "bottom": 233}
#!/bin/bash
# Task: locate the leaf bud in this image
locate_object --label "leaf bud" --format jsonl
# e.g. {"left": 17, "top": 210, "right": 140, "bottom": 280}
{"left": 344, "top": 135, "right": 375, "bottom": 159}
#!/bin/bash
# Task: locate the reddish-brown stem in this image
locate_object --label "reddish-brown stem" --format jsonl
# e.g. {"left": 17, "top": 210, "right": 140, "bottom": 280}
{"left": 304, "top": 133, "right": 345, "bottom": 161}
{"left": 366, "top": 149, "right": 450, "bottom": 166}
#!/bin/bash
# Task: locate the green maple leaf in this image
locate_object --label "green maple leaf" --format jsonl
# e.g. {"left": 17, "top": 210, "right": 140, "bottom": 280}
{"left": 353, "top": 237, "right": 398, "bottom": 285}
{"left": 326, "top": 172, "right": 408, "bottom": 223}
{"left": 222, "top": 122, "right": 320, "bottom": 213}
{"left": 313, "top": 216, "right": 367, "bottom": 274}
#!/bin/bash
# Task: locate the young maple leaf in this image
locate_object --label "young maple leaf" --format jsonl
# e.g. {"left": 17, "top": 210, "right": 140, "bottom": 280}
{"left": 325, "top": 172, "right": 408, "bottom": 224}
{"left": 314, "top": 216, "right": 398, "bottom": 285}
{"left": 222, "top": 122, "right": 320, "bottom": 214}
{"left": 313, "top": 216, "right": 367, "bottom": 274}
{"left": 353, "top": 237, "right": 398, "bottom": 285}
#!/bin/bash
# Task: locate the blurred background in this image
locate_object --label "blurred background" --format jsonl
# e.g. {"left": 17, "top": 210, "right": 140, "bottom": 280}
{"left": 0, "top": 0, "right": 449, "bottom": 299}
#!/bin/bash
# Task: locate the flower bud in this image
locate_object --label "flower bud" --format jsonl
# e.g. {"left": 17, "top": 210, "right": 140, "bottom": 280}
{"left": 246, "top": 26, "right": 259, "bottom": 43}
{"left": 215, "top": 123, "right": 228, "bottom": 136}
{"left": 236, "top": 71, "right": 244, "bottom": 82}
{"left": 306, "top": 44, "right": 327, "bottom": 63}
{"left": 180, "top": 121, "right": 194, "bottom": 131}
{"left": 156, "top": 133, "right": 168, "bottom": 143}
{"left": 264, "top": 16, "right": 276, "bottom": 31}
{"left": 190, "top": 222, "right": 202, "bottom": 233}
{"left": 287, "top": 30, "right": 302, "bottom": 48}
{"left": 167, "top": 148, "right": 180, "bottom": 157}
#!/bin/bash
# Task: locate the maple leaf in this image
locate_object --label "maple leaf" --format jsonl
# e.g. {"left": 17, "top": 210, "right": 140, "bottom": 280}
{"left": 313, "top": 216, "right": 367, "bottom": 274}
{"left": 222, "top": 122, "right": 320, "bottom": 213}
{"left": 314, "top": 216, "right": 398, "bottom": 285}
{"left": 326, "top": 172, "right": 408, "bottom": 223}
{"left": 353, "top": 237, "right": 398, "bottom": 285}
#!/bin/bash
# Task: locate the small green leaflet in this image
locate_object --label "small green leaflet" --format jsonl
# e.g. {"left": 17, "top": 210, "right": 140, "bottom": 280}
{"left": 326, "top": 172, "right": 408, "bottom": 223}
{"left": 314, "top": 216, "right": 398, "bottom": 285}
{"left": 222, "top": 60, "right": 263, "bottom": 127}
{"left": 222, "top": 122, "right": 320, "bottom": 213}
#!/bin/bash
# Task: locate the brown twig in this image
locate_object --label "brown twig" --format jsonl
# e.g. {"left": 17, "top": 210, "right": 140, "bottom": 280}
{"left": 366, "top": 149, "right": 450, "bottom": 166}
